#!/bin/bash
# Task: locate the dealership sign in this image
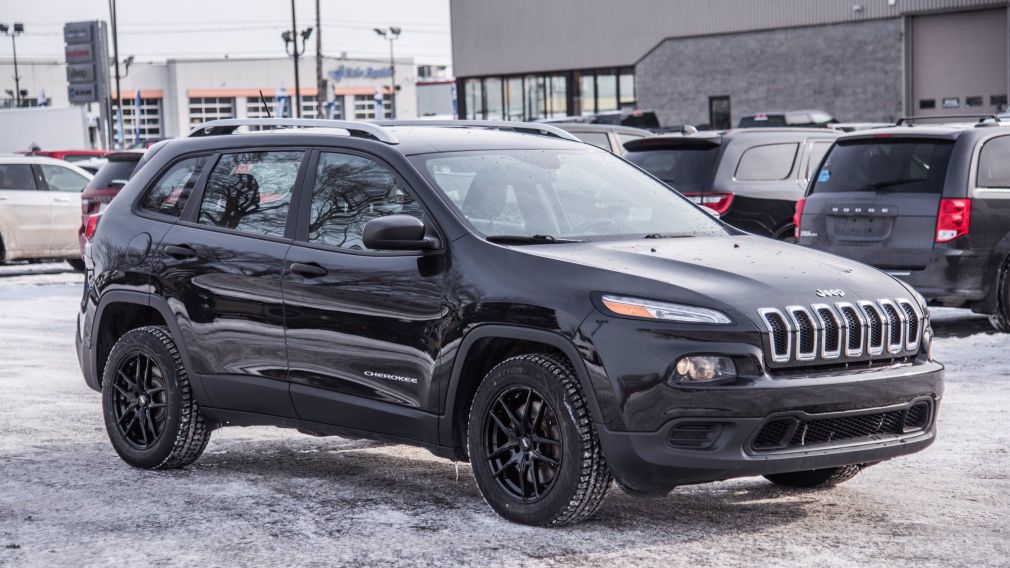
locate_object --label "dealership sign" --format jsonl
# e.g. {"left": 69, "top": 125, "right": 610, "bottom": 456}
{"left": 328, "top": 64, "right": 393, "bottom": 83}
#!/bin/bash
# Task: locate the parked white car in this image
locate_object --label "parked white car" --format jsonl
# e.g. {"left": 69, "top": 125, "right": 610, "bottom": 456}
{"left": 0, "top": 155, "right": 93, "bottom": 269}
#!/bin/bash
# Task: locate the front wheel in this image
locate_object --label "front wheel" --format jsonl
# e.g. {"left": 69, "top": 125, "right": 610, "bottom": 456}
{"left": 101, "top": 326, "right": 211, "bottom": 469}
{"left": 763, "top": 465, "right": 861, "bottom": 488}
{"left": 467, "top": 353, "right": 612, "bottom": 526}
{"left": 989, "top": 259, "right": 1010, "bottom": 332}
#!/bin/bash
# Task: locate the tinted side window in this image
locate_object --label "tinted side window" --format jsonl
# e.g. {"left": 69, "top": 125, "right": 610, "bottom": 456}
{"left": 978, "top": 136, "right": 1010, "bottom": 188}
{"left": 40, "top": 164, "right": 90, "bottom": 192}
{"left": 735, "top": 143, "right": 798, "bottom": 181}
{"left": 140, "top": 156, "right": 209, "bottom": 217}
{"left": 0, "top": 164, "right": 38, "bottom": 190}
{"left": 308, "top": 152, "right": 424, "bottom": 250}
{"left": 573, "top": 132, "right": 611, "bottom": 151}
{"left": 197, "top": 151, "right": 303, "bottom": 236}
{"left": 806, "top": 141, "right": 834, "bottom": 180}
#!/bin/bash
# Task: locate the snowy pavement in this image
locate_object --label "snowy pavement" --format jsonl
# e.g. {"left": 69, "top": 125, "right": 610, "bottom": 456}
{"left": 1, "top": 273, "right": 1008, "bottom": 567}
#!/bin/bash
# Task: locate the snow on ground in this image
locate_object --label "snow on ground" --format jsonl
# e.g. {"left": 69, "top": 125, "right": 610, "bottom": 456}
{"left": 0, "top": 276, "right": 1008, "bottom": 567}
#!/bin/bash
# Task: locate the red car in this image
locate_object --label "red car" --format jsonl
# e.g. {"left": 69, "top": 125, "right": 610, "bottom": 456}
{"left": 25, "top": 149, "right": 109, "bottom": 164}
{"left": 79, "top": 151, "right": 143, "bottom": 256}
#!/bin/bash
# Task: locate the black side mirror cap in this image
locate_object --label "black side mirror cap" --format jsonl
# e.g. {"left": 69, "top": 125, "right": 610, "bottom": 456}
{"left": 362, "top": 215, "right": 436, "bottom": 251}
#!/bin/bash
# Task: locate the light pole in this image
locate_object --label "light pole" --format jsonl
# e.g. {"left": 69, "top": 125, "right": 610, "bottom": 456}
{"left": 282, "top": 0, "right": 313, "bottom": 119}
{"left": 109, "top": 0, "right": 123, "bottom": 147}
{"left": 0, "top": 23, "right": 24, "bottom": 108}
{"left": 373, "top": 26, "right": 401, "bottom": 119}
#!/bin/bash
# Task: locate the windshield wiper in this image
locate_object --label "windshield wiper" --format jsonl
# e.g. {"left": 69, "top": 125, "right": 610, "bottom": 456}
{"left": 868, "top": 178, "right": 920, "bottom": 189}
{"left": 486, "top": 234, "right": 581, "bottom": 245}
{"left": 643, "top": 233, "right": 694, "bottom": 239}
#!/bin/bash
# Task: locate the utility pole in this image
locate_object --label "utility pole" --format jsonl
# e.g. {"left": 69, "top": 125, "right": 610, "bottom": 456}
{"left": 282, "top": 0, "right": 312, "bottom": 118}
{"left": 315, "top": 0, "right": 324, "bottom": 117}
{"left": 1, "top": 24, "right": 24, "bottom": 107}
{"left": 109, "top": 0, "right": 123, "bottom": 148}
{"left": 373, "top": 27, "right": 401, "bottom": 119}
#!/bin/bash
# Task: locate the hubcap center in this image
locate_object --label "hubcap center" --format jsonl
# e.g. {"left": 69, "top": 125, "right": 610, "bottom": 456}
{"left": 139, "top": 394, "right": 149, "bottom": 406}
{"left": 520, "top": 437, "right": 532, "bottom": 451}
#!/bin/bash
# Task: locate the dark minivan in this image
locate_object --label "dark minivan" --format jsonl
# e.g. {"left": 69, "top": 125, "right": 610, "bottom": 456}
{"left": 798, "top": 119, "right": 1010, "bottom": 330}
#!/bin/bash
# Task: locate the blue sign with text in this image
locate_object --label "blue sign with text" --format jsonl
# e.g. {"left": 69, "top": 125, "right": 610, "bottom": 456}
{"left": 329, "top": 65, "right": 393, "bottom": 83}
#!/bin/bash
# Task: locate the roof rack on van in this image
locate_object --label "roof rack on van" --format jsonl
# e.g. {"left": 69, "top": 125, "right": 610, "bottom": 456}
{"left": 187, "top": 118, "right": 400, "bottom": 144}
{"left": 895, "top": 114, "right": 1001, "bottom": 126}
{"left": 373, "top": 120, "right": 582, "bottom": 142}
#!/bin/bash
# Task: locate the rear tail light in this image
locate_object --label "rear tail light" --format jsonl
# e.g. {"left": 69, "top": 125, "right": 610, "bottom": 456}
{"left": 935, "top": 198, "right": 971, "bottom": 243}
{"left": 683, "top": 192, "right": 734, "bottom": 215}
{"left": 84, "top": 213, "right": 102, "bottom": 241}
{"left": 793, "top": 197, "right": 807, "bottom": 239}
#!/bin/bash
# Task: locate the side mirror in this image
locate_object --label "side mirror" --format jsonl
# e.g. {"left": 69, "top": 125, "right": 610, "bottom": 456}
{"left": 362, "top": 215, "right": 435, "bottom": 250}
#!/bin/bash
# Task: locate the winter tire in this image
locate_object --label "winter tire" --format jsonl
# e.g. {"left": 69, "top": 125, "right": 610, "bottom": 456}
{"left": 763, "top": 465, "right": 861, "bottom": 488}
{"left": 101, "top": 326, "right": 211, "bottom": 469}
{"left": 67, "top": 258, "right": 85, "bottom": 272}
{"left": 989, "top": 258, "right": 1010, "bottom": 333}
{"left": 467, "top": 353, "right": 612, "bottom": 526}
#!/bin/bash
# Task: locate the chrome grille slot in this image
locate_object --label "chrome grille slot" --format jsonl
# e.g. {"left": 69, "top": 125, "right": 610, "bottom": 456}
{"left": 878, "top": 299, "right": 906, "bottom": 354}
{"left": 758, "top": 298, "right": 923, "bottom": 366}
{"left": 812, "top": 304, "right": 842, "bottom": 359}
{"left": 836, "top": 302, "right": 864, "bottom": 357}
{"left": 787, "top": 306, "right": 818, "bottom": 361}
{"left": 759, "top": 308, "right": 791, "bottom": 363}
{"left": 859, "top": 301, "right": 885, "bottom": 355}
{"left": 897, "top": 299, "right": 921, "bottom": 352}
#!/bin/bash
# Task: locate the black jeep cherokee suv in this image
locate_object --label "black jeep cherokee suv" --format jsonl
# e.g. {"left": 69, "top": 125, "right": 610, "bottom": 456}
{"left": 77, "top": 118, "right": 943, "bottom": 526}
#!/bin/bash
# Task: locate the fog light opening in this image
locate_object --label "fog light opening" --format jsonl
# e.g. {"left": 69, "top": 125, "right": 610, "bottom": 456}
{"left": 673, "top": 355, "right": 737, "bottom": 384}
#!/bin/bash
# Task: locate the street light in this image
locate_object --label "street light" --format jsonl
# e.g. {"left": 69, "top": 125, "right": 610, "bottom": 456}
{"left": 281, "top": 0, "right": 314, "bottom": 119}
{"left": 374, "top": 26, "right": 401, "bottom": 119}
{"left": 1, "top": 23, "right": 24, "bottom": 108}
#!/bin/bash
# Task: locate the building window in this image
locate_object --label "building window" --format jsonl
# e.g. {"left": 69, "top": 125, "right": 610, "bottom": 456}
{"left": 353, "top": 94, "right": 391, "bottom": 119}
{"left": 919, "top": 99, "right": 936, "bottom": 110}
{"left": 117, "top": 97, "right": 162, "bottom": 145}
{"left": 578, "top": 73, "right": 595, "bottom": 115}
{"left": 619, "top": 71, "right": 635, "bottom": 108}
{"left": 965, "top": 96, "right": 984, "bottom": 108}
{"left": 596, "top": 72, "right": 618, "bottom": 113}
{"left": 524, "top": 74, "right": 546, "bottom": 120}
{"left": 464, "top": 78, "right": 482, "bottom": 119}
{"left": 991, "top": 95, "right": 1008, "bottom": 110}
{"left": 188, "top": 97, "right": 235, "bottom": 127}
{"left": 485, "top": 77, "right": 503, "bottom": 120}
{"left": 300, "top": 95, "right": 319, "bottom": 119}
{"left": 547, "top": 75, "right": 567, "bottom": 118}
{"left": 505, "top": 77, "right": 523, "bottom": 120}
{"left": 325, "top": 96, "right": 345, "bottom": 119}
{"left": 709, "top": 96, "right": 731, "bottom": 130}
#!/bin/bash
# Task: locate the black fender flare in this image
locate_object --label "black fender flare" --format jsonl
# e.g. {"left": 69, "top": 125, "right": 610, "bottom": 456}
{"left": 438, "top": 324, "right": 609, "bottom": 454}
{"left": 90, "top": 291, "right": 211, "bottom": 406}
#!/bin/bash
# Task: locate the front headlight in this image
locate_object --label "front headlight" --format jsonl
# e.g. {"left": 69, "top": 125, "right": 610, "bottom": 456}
{"left": 600, "top": 295, "right": 732, "bottom": 324}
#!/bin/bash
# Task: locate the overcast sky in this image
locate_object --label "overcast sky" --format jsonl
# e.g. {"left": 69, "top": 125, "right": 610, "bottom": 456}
{"left": 5, "top": 0, "right": 451, "bottom": 65}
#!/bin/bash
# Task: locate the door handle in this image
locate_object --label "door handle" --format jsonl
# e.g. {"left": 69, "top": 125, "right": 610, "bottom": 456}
{"left": 289, "top": 262, "right": 328, "bottom": 278}
{"left": 164, "top": 244, "right": 197, "bottom": 259}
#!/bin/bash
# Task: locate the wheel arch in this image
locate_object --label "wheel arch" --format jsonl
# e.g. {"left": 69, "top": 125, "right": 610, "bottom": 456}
{"left": 439, "top": 325, "right": 605, "bottom": 460}
{"left": 971, "top": 238, "right": 1010, "bottom": 314}
{"left": 90, "top": 291, "right": 210, "bottom": 405}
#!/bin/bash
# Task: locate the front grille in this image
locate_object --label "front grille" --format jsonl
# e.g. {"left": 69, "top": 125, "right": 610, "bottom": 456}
{"left": 751, "top": 401, "right": 933, "bottom": 452}
{"left": 758, "top": 298, "right": 923, "bottom": 366}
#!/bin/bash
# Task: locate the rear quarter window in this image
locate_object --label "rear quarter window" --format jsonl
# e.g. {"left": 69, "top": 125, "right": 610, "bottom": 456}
{"left": 977, "top": 135, "right": 1010, "bottom": 188}
{"left": 734, "top": 143, "right": 798, "bottom": 181}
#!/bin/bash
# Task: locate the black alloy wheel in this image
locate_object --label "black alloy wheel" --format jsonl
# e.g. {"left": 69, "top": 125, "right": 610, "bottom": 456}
{"left": 110, "top": 352, "right": 168, "bottom": 450}
{"left": 483, "top": 385, "right": 564, "bottom": 503}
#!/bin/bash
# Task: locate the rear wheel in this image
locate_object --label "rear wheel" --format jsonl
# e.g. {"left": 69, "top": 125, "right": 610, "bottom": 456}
{"left": 988, "top": 259, "right": 1010, "bottom": 332}
{"left": 102, "top": 326, "right": 211, "bottom": 469}
{"left": 467, "top": 353, "right": 612, "bottom": 526}
{"left": 764, "top": 465, "right": 861, "bottom": 488}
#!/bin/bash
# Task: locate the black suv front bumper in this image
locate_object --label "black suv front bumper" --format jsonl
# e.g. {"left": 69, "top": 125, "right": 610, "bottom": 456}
{"left": 596, "top": 361, "right": 943, "bottom": 493}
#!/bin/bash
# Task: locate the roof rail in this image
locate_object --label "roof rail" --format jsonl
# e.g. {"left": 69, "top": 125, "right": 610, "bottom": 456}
{"left": 187, "top": 118, "right": 399, "bottom": 144}
{"left": 373, "top": 119, "right": 582, "bottom": 142}
{"left": 895, "top": 114, "right": 1000, "bottom": 126}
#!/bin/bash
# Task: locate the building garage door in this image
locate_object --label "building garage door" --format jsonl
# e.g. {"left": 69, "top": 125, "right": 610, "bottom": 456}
{"left": 908, "top": 8, "right": 1008, "bottom": 117}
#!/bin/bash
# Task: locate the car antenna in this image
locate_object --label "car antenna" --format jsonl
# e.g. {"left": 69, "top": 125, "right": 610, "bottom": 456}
{"left": 259, "top": 90, "right": 272, "bottom": 118}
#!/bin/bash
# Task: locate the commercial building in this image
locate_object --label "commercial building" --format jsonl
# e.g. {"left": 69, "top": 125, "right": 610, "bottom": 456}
{"left": 451, "top": 0, "right": 1010, "bottom": 128}
{"left": 0, "top": 54, "right": 422, "bottom": 147}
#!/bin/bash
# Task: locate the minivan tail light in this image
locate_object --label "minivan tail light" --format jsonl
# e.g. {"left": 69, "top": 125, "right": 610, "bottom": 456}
{"left": 84, "top": 213, "right": 102, "bottom": 241}
{"left": 793, "top": 197, "right": 807, "bottom": 239}
{"left": 683, "top": 192, "right": 734, "bottom": 215}
{"left": 935, "top": 199, "right": 971, "bottom": 243}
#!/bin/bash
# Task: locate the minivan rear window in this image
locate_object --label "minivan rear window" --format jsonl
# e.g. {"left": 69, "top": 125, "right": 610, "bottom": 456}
{"left": 88, "top": 160, "right": 139, "bottom": 190}
{"left": 810, "top": 139, "right": 954, "bottom": 194}
{"left": 624, "top": 146, "right": 720, "bottom": 193}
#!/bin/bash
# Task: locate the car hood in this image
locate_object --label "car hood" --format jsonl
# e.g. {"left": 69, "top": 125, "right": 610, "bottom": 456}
{"left": 523, "top": 235, "right": 910, "bottom": 321}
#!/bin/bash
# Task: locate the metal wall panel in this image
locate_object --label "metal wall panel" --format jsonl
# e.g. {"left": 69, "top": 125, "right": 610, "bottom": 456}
{"left": 451, "top": 0, "right": 1008, "bottom": 76}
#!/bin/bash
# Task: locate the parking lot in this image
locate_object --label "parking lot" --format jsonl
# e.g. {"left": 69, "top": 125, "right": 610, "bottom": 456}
{"left": 1, "top": 266, "right": 1008, "bottom": 568}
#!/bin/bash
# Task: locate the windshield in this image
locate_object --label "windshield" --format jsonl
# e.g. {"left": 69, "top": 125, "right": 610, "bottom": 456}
{"left": 412, "top": 149, "right": 726, "bottom": 241}
{"left": 810, "top": 139, "right": 954, "bottom": 194}
{"left": 623, "top": 146, "right": 720, "bottom": 193}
